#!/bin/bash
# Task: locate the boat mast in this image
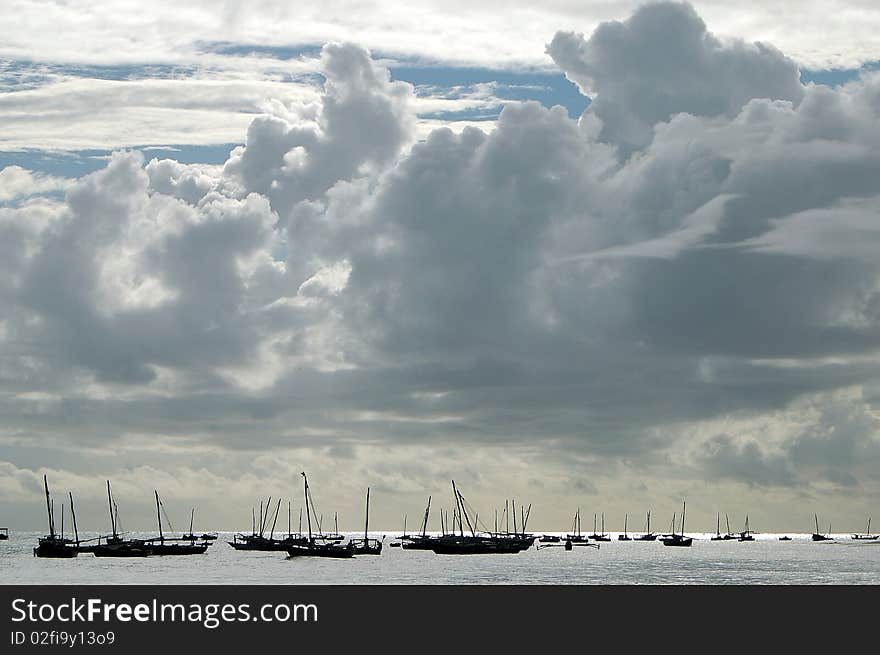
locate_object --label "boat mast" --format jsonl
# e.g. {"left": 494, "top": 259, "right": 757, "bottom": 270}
{"left": 60, "top": 503, "right": 64, "bottom": 541}
{"left": 155, "top": 490, "right": 163, "bottom": 543}
{"left": 269, "top": 498, "right": 281, "bottom": 540}
{"left": 422, "top": 496, "right": 431, "bottom": 537}
{"left": 189, "top": 508, "right": 195, "bottom": 537}
{"left": 69, "top": 492, "right": 79, "bottom": 546}
{"left": 364, "top": 487, "right": 370, "bottom": 541}
{"left": 106, "top": 480, "right": 117, "bottom": 538}
{"left": 301, "top": 473, "right": 313, "bottom": 542}
{"left": 43, "top": 475, "right": 55, "bottom": 538}
{"left": 681, "top": 501, "right": 686, "bottom": 535}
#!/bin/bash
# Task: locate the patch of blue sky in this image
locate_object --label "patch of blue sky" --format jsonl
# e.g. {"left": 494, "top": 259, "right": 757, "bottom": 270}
{"left": 800, "top": 61, "right": 880, "bottom": 86}
{"left": 0, "top": 144, "right": 237, "bottom": 179}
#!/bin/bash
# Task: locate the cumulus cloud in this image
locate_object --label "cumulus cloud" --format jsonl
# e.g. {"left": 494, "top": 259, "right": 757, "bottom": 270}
{"left": 3, "top": 3, "right": 880, "bottom": 530}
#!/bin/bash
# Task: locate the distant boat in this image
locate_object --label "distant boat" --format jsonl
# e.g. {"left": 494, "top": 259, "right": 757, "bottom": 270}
{"left": 181, "top": 508, "right": 217, "bottom": 542}
{"left": 566, "top": 508, "right": 588, "bottom": 543}
{"left": 401, "top": 497, "right": 437, "bottom": 550}
{"left": 142, "top": 491, "right": 209, "bottom": 555}
{"left": 34, "top": 476, "right": 78, "bottom": 558}
{"left": 634, "top": 511, "right": 657, "bottom": 541}
{"left": 738, "top": 515, "right": 755, "bottom": 541}
{"left": 90, "top": 481, "right": 154, "bottom": 557}
{"left": 711, "top": 512, "right": 725, "bottom": 541}
{"left": 589, "top": 512, "right": 611, "bottom": 542}
{"left": 811, "top": 514, "right": 832, "bottom": 542}
{"left": 851, "top": 518, "right": 878, "bottom": 541}
{"left": 350, "top": 487, "right": 383, "bottom": 555}
{"left": 228, "top": 497, "right": 292, "bottom": 551}
{"left": 618, "top": 514, "right": 632, "bottom": 541}
{"left": 778, "top": 536, "right": 792, "bottom": 541}
{"left": 0, "top": 527, "right": 8, "bottom": 541}
{"left": 661, "top": 502, "right": 693, "bottom": 547}
{"left": 286, "top": 472, "right": 355, "bottom": 558}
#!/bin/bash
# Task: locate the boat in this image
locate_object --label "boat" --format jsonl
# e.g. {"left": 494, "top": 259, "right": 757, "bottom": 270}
{"left": 618, "top": 513, "right": 632, "bottom": 541}
{"left": 180, "top": 509, "right": 217, "bottom": 542}
{"left": 0, "top": 527, "right": 8, "bottom": 541}
{"left": 738, "top": 515, "right": 755, "bottom": 541}
{"left": 811, "top": 514, "right": 833, "bottom": 542}
{"left": 851, "top": 518, "right": 878, "bottom": 541}
{"left": 228, "top": 498, "right": 291, "bottom": 551}
{"left": 91, "top": 481, "right": 154, "bottom": 557}
{"left": 710, "top": 513, "right": 726, "bottom": 541}
{"left": 661, "top": 502, "right": 693, "bottom": 547}
{"left": 779, "top": 536, "right": 792, "bottom": 541}
{"left": 350, "top": 487, "right": 383, "bottom": 555}
{"left": 285, "top": 472, "right": 355, "bottom": 558}
{"left": 565, "top": 508, "right": 589, "bottom": 543}
{"left": 427, "top": 482, "right": 533, "bottom": 555}
{"left": 401, "top": 496, "right": 441, "bottom": 550}
{"left": 34, "top": 476, "right": 78, "bottom": 558}
{"left": 634, "top": 511, "right": 657, "bottom": 541}
{"left": 589, "top": 512, "right": 611, "bottom": 542}
{"left": 142, "top": 491, "right": 209, "bottom": 555}
{"left": 539, "top": 534, "right": 561, "bottom": 543}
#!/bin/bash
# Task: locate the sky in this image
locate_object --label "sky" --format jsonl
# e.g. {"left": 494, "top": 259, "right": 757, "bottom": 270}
{"left": 2, "top": 1, "right": 880, "bottom": 534}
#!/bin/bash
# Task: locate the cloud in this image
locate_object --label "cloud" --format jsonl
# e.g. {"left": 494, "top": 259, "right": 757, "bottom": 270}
{"left": 0, "top": 166, "right": 70, "bottom": 201}
{"left": 547, "top": 1, "right": 804, "bottom": 152}
{"left": 3, "top": 3, "right": 880, "bottom": 530}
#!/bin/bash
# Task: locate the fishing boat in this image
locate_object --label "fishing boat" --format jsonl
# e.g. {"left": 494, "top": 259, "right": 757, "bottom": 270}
{"left": 142, "top": 491, "right": 209, "bottom": 555}
{"left": 34, "top": 476, "right": 78, "bottom": 558}
{"left": 0, "top": 527, "right": 8, "bottom": 541}
{"left": 778, "top": 536, "right": 792, "bottom": 541}
{"left": 811, "top": 514, "right": 832, "bottom": 542}
{"left": 90, "top": 481, "right": 153, "bottom": 557}
{"left": 401, "top": 498, "right": 437, "bottom": 550}
{"left": 229, "top": 498, "right": 291, "bottom": 551}
{"left": 565, "top": 508, "right": 589, "bottom": 543}
{"left": 738, "top": 515, "right": 755, "bottom": 541}
{"left": 710, "top": 513, "right": 726, "bottom": 541}
{"left": 428, "top": 482, "right": 533, "bottom": 555}
{"left": 589, "top": 512, "right": 611, "bottom": 542}
{"left": 634, "top": 511, "right": 657, "bottom": 541}
{"left": 539, "top": 534, "right": 561, "bottom": 543}
{"left": 286, "top": 473, "right": 355, "bottom": 558}
{"left": 661, "top": 502, "right": 693, "bottom": 547}
{"left": 350, "top": 488, "right": 383, "bottom": 555}
{"left": 180, "top": 509, "right": 217, "bottom": 542}
{"left": 618, "top": 513, "right": 632, "bottom": 541}
{"left": 851, "top": 518, "right": 878, "bottom": 541}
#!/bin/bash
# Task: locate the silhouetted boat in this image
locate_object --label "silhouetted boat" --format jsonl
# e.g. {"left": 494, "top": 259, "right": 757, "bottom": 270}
{"left": 91, "top": 481, "right": 154, "bottom": 557}
{"left": 634, "top": 511, "right": 657, "bottom": 541}
{"left": 180, "top": 508, "right": 217, "bottom": 542}
{"left": 286, "top": 473, "right": 355, "bottom": 558}
{"left": 351, "top": 487, "right": 383, "bottom": 555}
{"left": 661, "top": 502, "right": 693, "bottom": 547}
{"left": 618, "top": 514, "right": 632, "bottom": 541}
{"left": 811, "top": 514, "right": 832, "bottom": 541}
{"left": 711, "top": 513, "right": 726, "bottom": 541}
{"left": 401, "top": 497, "right": 438, "bottom": 550}
{"left": 0, "top": 527, "right": 8, "bottom": 540}
{"left": 229, "top": 497, "right": 291, "bottom": 551}
{"left": 589, "top": 512, "right": 611, "bottom": 541}
{"left": 778, "top": 536, "right": 792, "bottom": 541}
{"left": 142, "top": 491, "right": 209, "bottom": 555}
{"left": 539, "top": 534, "right": 561, "bottom": 543}
{"left": 851, "top": 518, "right": 878, "bottom": 541}
{"left": 566, "top": 508, "right": 588, "bottom": 543}
{"left": 34, "top": 476, "right": 78, "bottom": 558}
{"left": 428, "top": 482, "right": 533, "bottom": 555}
{"left": 738, "top": 515, "right": 755, "bottom": 541}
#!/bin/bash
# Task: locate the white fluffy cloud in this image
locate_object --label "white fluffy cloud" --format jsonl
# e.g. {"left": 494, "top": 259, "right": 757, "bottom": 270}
{"left": 3, "top": 4, "right": 880, "bottom": 529}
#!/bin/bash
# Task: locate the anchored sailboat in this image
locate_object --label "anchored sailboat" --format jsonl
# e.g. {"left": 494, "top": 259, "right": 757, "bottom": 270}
{"left": 634, "top": 510, "right": 657, "bottom": 541}
{"left": 34, "top": 476, "right": 78, "bottom": 558}
{"left": 661, "top": 501, "right": 693, "bottom": 547}
{"left": 351, "top": 487, "right": 383, "bottom": 555}
{"left": 851, "top": 518, "right": 878, "bottom": 541}
{"left": 811, "top": 514, "right": 832, "bottom": 542}
{"left": 618, "top": 513, "right": 632, "bottom": 541}
{"left": 286, "top": 473, "right": 354, "bottom": 558}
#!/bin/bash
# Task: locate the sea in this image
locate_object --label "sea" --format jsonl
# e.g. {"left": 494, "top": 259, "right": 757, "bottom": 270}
{"left": 3, "top": 531, "right": 879, "bottom": 584}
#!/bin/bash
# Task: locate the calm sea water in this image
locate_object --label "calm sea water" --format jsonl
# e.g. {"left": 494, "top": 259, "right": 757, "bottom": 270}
{"left": 3, "top": 531, "right": 878, "bottom": 584}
